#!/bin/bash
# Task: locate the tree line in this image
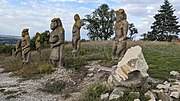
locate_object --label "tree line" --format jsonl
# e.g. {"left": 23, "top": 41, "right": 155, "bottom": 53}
{"left": 31, "top": 0, "right": 180, "bottom": 48}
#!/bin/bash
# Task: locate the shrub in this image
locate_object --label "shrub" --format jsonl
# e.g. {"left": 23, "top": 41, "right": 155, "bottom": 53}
{"left": 37, "top": 63, "right": 53, "bottom": 74}
{"left": 80, "top": 83, "right": 108, "bottom": 101}
{"left": 39, "top": 80, "right": 66, "bottom": 93}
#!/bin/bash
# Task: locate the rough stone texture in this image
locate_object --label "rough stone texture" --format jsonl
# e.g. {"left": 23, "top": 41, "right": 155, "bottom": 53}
{"left": 158, "top": 92, "right": 172, "bottom": 101}
{"left": 87, "top": 73, "right": 94, "bottom": 77}
{"left": 170, "top": 92, "right": 179, "bottom": 99}
{"left": 145, "top": 91, "right": 156, "bottom": 101}
{"left": 170, "top": 71, "right": 180, "bottom": 80}
{"left": 146, "top": 77, "right": 162, "bottom": 84}
{"left": 170, "top": 71, "right": 179, "bottom": 76}
{"left": 108, "top": 46, "right": 149, "bottom": 88}
{"left": 169, "top": 85, "right": 180, "bottom": 92}
{"left": 134, "top": 99, "right": 140, "bottom": 101}
{"left": 109, "top": 88, "right": 124, "bottom": 100}
{"left": 100, "top": 93, "right": 109, "bottom": 100}
{"left": 156, "top": 83, "right": 170, "bottom": 91}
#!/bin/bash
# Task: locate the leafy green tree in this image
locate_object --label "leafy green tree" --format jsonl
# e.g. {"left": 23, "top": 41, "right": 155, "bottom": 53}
{"left": 142, "top": 31, "right": 157, "bottom": 41}
{"left": 83, "top": 4, "right": 115, "bottom": 41}
{"left": 30, "top": 30, "right": 50, "bottom": 50}
{"left": 30, "top": 36, "right": 36, "bottom": 50}
{"left": 40, "top": 30, "right": 50, "bottom": 47}
{"left": 128, "top": 23, "right": 138, "bottom": 40}
{"left": 150, "top": 0, "right": 180, "bottom": 41}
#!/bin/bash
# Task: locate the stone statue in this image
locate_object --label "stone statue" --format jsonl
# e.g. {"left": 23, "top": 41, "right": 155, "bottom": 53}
{"left": 49, "top": 18, "right": 65, "bottom": 67}
{"left": 112, "top": 9, "right": 128, "bottom": 60}
{"left": 12, "top": 39, "right": 21, "bottom": 57}
{"left": 21, "top": 28, "right": 31, "bottom": 64}
{"left": 35, "top": 32, "right": 41, "bottom": 55}
{"left": 72, "top": 14, "right": 83, "bottom": 56}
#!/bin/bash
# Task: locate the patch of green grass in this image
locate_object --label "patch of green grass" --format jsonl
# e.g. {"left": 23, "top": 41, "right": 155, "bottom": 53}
{"left": 0, "top": 44, "right": 14, "bottom": 54}
{"left": 37, "top": 63, "right": 54, "bottom": 74}
{"left": 3, "top": 58, "right": 22, "bottom": 72}
{"left": 99, "top": 60, "right": 119, "bottom": 68}
{"left": 64, "top": 46, "right": 112, "bottom": 70}
{"left": 15, "top": 62, "right": 54, "bottom": 81}
{"left": 64, "top": 57, "right": 87, "bottom": 70}
{"left": 80, "top": 83, "right": 109, "bottom": 101}
{"left": 39, "top": 80, "right": 66, "bottom": 93}
{"left": 3, "top": 49, "right": 54, "bottom": 80}
{"left": 142, "top": 43, "right": 180, "bottom": 79}
{"left": 2, "top": 41, "right": 180, "bottom": 81}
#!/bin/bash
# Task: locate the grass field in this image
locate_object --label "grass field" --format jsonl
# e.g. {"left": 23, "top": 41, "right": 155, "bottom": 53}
{"left": 1, "top": 40, "right": 180, "bottom": 101}
{"left": 2, "top": 40, "right": 180, "bottom": 80}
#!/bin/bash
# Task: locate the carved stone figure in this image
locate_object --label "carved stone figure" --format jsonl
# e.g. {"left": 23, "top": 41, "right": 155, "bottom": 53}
{"left": 112, "top": 9, "right": 128, "bottom": 60}
{"left": 21, "top": 28, "right": 31, "bottom": 64}
{"left": 12, "top": 39, "right": 21, "bottom": 57}
{"left": 49, "top": 18, "right": 65, "bottom": 67}
{"left": 72, "top": 14, "right": 83, "bottom": 56}
{"left": 35, "top": 32, "right": 41, "bottom": 55}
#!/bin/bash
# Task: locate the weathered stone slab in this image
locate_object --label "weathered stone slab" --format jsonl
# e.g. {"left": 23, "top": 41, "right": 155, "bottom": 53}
{"left": 109, "top": 88, "right": 124, "bottom": 100}
{"left": 108, "top": 46, "right": 149, "bottom": 88}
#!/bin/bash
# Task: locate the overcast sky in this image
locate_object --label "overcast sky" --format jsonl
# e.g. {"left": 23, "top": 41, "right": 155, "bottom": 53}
{"left": 0, "top": 0, "right": 180, "bottom": 40}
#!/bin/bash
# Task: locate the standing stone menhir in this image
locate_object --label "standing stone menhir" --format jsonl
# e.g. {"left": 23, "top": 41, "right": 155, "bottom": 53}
{"left": 49, "top": 18, "right": 65, "bottom": 67}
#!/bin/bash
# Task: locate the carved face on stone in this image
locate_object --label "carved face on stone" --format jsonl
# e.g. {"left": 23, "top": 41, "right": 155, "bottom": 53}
{"left": 116, "top": 9, "right": 127, "bottom": 22}
{"left": 50, "top": 18, "right": 62, "bottom": 30}
{"left": 22, "top": 28, "right": 29, "bottom": 37}
{"left": 74, "top": 14, "right": 80, "bottom": 21}
{"left": 36, "top": 32, "right": 40, "bottom": 38}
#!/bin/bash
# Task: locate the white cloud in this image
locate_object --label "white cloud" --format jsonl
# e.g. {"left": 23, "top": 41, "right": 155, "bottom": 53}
{"left": 48, "top": 0, "right": 77, "bottom": 2}
{"left": 0, "top": 0, "right": 180, "bottom": 41}
{"left": 48, "top": 0, "right": 106, "bottom": 3}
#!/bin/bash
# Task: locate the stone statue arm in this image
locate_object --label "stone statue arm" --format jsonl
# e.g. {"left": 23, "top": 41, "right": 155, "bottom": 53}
{"left": 22, "top": 35, "right": 30, "bottom": 50}
{"left": 52, "top": 28, "right": 64, "bottom": 48}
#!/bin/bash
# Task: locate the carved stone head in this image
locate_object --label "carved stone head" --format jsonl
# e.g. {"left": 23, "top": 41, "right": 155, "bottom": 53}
{"left": 16, "top": 39, "right": 21, "bottom": 46}
{"left": 50, "top": 18, "right": 62, "bottom": 30}
{"left": 36, "top": 32, "right": 40, "bottom": 38}
{"left": 74, "top": 14, "right": 80, "bottom": 21}
{"left": 22, "top": 28, "right": 29, "bottom": 37}
{"left": 116, "top": 9, "right": 127, "bottom": 22}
